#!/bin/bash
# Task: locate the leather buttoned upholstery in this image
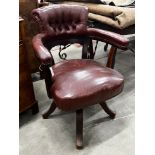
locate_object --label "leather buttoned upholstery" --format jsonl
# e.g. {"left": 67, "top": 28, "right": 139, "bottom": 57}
{"left": 32, "top": 4, "right": 88, "bottom": 36}
{"left": 50, "top": 59, "right": 124, "bottom": 111}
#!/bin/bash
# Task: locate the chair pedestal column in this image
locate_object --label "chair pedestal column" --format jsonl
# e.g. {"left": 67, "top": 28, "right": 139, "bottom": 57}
{"left": 76, "top": 109, "right": 83, "bottom": 149}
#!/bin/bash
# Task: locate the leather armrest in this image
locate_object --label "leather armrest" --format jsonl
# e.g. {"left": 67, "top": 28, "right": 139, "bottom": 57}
{"left": 32, "top": 33, "right": 54, "bottom": 65}
{"left": 87, "top": 28, "right": 129, "bottom": 49}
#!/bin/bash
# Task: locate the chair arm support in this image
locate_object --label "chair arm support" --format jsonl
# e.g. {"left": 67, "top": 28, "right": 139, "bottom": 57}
{"left": 32, "top": 33, "right": 54, "bottom": 65}
{"left": 87, "top": 28, "right": 129, "bottom": 49}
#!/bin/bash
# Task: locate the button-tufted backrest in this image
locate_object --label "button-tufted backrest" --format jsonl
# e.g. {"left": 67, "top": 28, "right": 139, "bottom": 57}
{"left": 32, "top": 4, "right": 88, "bottom": 36}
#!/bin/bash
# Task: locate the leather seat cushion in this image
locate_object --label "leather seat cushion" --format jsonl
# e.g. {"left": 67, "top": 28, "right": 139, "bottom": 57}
{"left": 50, "top": 59, "right": 124, "bottom": 111}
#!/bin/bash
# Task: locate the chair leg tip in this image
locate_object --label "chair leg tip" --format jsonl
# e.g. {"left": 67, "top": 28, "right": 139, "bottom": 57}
{"left": 42, "top": 114, "right": 48, "bottom": 119}
{"left": 76, "top": 144, "right": 83, "bottom": 150}
{"left": 110, "top": 113, "right": 116, "bottom": 119}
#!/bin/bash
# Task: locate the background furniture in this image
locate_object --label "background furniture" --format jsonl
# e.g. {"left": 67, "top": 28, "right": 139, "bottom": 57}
{"left": 32, "top": 4, "right": 128, "bottom": 148}
{"left": 19, "top": 17, "right": 39, "bottom": 114}
{"left": 19, "top": 0, "right": 40, "bottom": 73}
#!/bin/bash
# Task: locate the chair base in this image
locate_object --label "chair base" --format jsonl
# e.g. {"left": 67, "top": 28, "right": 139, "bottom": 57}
{"left": 42, "top": 101, "right": 116, "bottom": 149}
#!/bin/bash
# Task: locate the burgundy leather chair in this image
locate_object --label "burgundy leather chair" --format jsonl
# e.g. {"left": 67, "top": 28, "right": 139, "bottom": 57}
{"left": 31, "top": 4, "right": 128, "bottom": 149}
